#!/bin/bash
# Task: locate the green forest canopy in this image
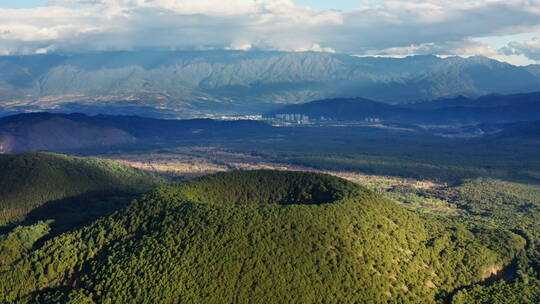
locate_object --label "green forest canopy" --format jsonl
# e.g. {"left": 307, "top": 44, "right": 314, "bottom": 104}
{"left": 0, "top": 170, "right": 526, "bottom": 303}
{"left": 0, "top": 152, "right": 163, "bottom": 226}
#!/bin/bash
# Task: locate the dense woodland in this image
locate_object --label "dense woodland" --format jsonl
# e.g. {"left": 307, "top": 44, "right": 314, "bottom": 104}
{"left": 0, "top": 153, "right": 163, "bottom": 227}
{"left": 440, "top": 178, "right": 540, "bottom": 303}
{"left": 0, "top": 165, "right": 534, "bottom": 303}
{"left": 202, "top": 129, "right": 540, "bottom": 303}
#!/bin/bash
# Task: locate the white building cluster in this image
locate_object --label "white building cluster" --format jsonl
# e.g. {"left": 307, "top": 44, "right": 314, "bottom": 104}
{"left": 274, "top": 114, "right": 310, "bottom": 124}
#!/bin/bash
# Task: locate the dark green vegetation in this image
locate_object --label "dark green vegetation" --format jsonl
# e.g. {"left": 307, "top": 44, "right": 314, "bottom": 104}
{"left": 213, "top": 125, "right": 540, "bottom": 184}
{"left": 0, "top": 170, "right": 528, "bottom": 303}
{"left": 0, "top": 152, "right": 163, "bottom": 227}
{"left": 1, "top": 51, "right": 540, "bottom": 116}
{"left": 210, "top": 125, "right": 540, "bottom": 302}
{"left": 149, "top": 125, "right": 540, "bottom": 303}
{"left": 441, "top": 179, "right": 540, "bottom": 303}
{"left": 378, "top": 177, "right": 540, "bottom": 303}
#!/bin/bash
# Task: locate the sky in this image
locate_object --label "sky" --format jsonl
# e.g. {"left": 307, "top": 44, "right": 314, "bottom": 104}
{"left": 0, "top": 0, "right": 539, "bottom": 65}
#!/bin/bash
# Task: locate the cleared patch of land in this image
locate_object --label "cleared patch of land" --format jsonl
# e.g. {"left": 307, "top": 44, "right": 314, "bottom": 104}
{"left": 100, "top": 146, "right": 460, "bottom": 216}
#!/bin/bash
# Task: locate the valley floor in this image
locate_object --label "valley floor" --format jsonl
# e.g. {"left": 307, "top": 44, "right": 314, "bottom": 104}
{"left": 99, "top": 146, "right": 459, "bottom": 216}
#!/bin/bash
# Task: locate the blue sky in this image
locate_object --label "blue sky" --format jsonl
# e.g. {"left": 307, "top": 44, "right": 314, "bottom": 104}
{"left": 2, "top": 0, "right": 360, "bottom": 10}
{"left": 0, "top": 0, "right": 48, "bottom": 8}
{"left": 1, "top": 0, "right": 361, "bottom": 10}
{"left": 0, "top": 0, "right": 81, "bottom": 9}
{"left": 0, "top": 0, "right": 538, "bottom": 65}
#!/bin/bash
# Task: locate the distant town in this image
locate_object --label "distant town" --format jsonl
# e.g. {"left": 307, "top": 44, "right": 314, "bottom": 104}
{"left": 217, "top": 114, "right": 382, "bottom": 126}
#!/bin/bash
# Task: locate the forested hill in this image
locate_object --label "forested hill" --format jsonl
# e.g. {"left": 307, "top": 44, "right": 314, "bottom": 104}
{"left": 1, "top": 51, "right": 539, "bottom": 116}
{"left": 0, "top": 152, "right": 162, "bottom": 226}
{"left": 0, "top": 170, "right": 525, "bottom": 303}
{"left": 266, "top": 92, "right": 540, "bottom": 124}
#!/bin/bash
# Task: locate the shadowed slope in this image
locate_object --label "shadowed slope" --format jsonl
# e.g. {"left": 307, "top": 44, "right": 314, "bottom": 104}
{"left": 0, "top": 152, "right": 162, "bottom": 226}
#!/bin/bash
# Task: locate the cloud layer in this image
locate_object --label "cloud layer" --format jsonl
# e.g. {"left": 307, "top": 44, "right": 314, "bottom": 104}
{"left": 0, "top": 0, "right": 539, "bottom": 63}
{"left": 502, "top": 38, "right": 540, "bottom": 60}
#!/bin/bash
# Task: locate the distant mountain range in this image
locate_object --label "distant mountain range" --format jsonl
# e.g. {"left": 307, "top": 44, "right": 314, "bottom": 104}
{"left": 266, "top": 92, "right": 540, "bottom": 125}
{"left": 1, "top": 51, "right": 539, "bottom": 117}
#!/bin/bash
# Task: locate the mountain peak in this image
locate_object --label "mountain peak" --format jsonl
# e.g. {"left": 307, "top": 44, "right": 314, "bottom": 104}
{"left": 0, "top": 51, "right": 539, "bottom": 117}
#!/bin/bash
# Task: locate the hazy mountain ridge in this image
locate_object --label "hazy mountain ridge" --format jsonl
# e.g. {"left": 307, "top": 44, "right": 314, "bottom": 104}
{"left": 0, "top": 112, "right": 271, "bottom": 154}
{"left": 0, "top": 113, "right": 136, "bottom": 154}
{"left": 525, "top": 64, "right": 540, "bottom": 78}
{"left": 1, "top": 51, "right": 539, "bottom": 117}
{"left": 267, "top": 92, "right": 540, "bottom": 124}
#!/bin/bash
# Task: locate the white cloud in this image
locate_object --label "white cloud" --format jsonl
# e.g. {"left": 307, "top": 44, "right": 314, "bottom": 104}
{"left": 362, "top": 40, "right": 498, "bottom": 58}
{"left": 0, "top": 0, "right": 539, "bottom": 64}
{"left": 501, "top": 37, "right": 540, "bottom": 60}
{"left": 333, "top": 1, "right": 540, "bottom": 53}
{"left": 294, "top": 43, "right": 336, "bottom": 53}
{"left": 227, "top": 41, "right": 253, "bottom": 51}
